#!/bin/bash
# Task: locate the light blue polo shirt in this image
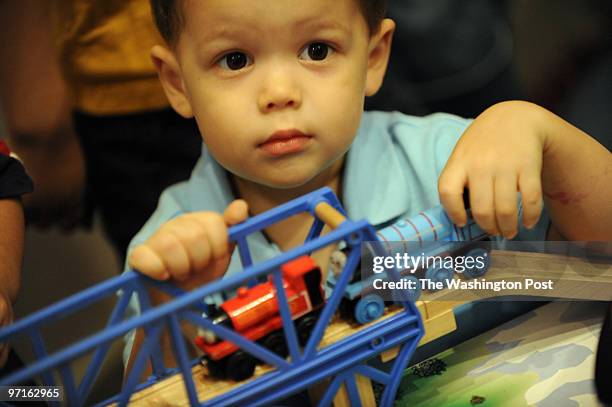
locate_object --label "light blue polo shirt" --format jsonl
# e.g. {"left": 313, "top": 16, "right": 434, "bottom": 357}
{"left": 122, "top": 110, "right": 549, "bottom": 366}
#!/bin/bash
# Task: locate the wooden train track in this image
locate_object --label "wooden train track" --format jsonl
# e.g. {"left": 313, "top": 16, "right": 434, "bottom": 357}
{"left": 121, "top": 300, "right": 454, "bottom": 406}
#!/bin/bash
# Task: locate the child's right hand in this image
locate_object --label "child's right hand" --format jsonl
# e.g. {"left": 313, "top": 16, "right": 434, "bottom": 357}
{"left": 128, "top": 200, "right": 248, "bottom": 290}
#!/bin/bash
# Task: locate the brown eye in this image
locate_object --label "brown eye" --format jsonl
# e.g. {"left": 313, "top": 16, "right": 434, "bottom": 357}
{"left": 299, "top": 42, "right": 332, "bottom": 61}
{"left": 219, "top": 51, "right": 252, "bottom": 70}
{"left": 308, "top": 43, "right": 328, "bottom": 60}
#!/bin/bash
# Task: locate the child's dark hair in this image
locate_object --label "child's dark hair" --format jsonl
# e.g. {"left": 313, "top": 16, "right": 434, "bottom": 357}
{"left": 150, "top": 0, "right": 387, "bottom": 47}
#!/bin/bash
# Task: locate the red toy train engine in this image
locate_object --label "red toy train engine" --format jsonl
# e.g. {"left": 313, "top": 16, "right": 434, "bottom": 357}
{"left": 195, "top": 256, "right": 325, "bottom": 381}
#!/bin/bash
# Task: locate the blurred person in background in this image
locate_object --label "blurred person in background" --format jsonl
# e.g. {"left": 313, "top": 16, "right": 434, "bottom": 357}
{"left": 369, "top": 0, "right": 522, "bottom": 117}
{"left": 374, "top": 0, "right": 611, "bottom": 149}
{"left": 0, "top": 0, "right": 202, "bottom": 265}
{"left": 0, "top": 140, "right": 33, "bottom": 373}
{"left": 508, "top": 0, "right": 612, "bottom": 151}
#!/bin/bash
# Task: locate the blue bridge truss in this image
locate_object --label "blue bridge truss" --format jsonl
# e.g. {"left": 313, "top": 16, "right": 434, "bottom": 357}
{"left": 0, "top": 187, "right": 424, "bottom": 406}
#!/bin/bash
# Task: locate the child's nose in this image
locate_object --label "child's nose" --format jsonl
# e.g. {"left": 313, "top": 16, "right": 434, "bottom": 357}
{"left": 258, "top": 75, "right": 302, "bottom": 113}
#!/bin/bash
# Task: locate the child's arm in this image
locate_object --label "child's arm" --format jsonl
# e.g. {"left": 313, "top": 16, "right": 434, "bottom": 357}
{"left": 438, "top": 100, "right": 611, "bottom": 240}
{"left": 0, "top": 198, "right": 26, "bottom": 367}
{"left": 124, "top": 199, "right": 248, "bottom": 375}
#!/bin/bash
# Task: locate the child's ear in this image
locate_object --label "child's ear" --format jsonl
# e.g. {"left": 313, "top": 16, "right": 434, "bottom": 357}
{"left": 150, "top": 45, "right": 194, "bottom": 118}
{"left": 365, "top": 19, "right": 395, "bottom": 97}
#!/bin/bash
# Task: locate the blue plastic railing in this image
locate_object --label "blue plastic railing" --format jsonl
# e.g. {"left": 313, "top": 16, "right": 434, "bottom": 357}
{"left": 0, "top": 187, "right": 423, "bottom": 407}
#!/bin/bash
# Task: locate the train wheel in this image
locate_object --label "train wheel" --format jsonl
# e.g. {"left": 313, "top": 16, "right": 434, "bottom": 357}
{"left": 463, "top": 247, "right": 491, "bottom": 278}
{"left": 225, "top": 350, "right": 256, "bottom": 381}
{"left": 355, "top": 294, "right": 384, "bottom": 324}
{"left": 205, "top": 357, "right": 226, "bottom": 379}
{"left": 424, "top": 266, "right": 454, "bottom": 290}
{"left": 296, "top": 313, "right": 319, "bottom": 346}
{"left": 261, "top": 331, "right": 289, "bottom": 358}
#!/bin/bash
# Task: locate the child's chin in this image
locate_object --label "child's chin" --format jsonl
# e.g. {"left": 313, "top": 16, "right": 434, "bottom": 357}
{"left": 263, "top": 177, "right": 314, "bottom": 190}
{"left": 236, "top": 163, "right": 325, "bottom": 190}
{"left": 260, "top": 172, "right": 319, "bottom": 190}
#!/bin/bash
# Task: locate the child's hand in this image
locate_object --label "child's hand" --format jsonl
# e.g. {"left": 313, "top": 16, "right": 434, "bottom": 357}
{"left": 438, "top": 101, "right": 549, "bottom": 239}
{"left": 128, "top": 200, "right": 249, "bottom": 290}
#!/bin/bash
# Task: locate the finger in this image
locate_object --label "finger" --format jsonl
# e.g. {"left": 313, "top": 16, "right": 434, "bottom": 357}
{"left": 145, "top": 228, "right": 192, "bottom": 281}
{"left": 438, "top": 166, "right": 468, "bottom": 226}
{"left": 223, "top": 199, "right": 249, "bottom": 226}
{"left": 174, "top": 251, "right": 234, "bottom": 291}
{"left": 164, "top": 216, "right": 212, "bottom": 274}
{"left": 518, "top": 172, "right": 543, "bottom": 229}
{"left": 190, "top": 213, "right": 230, "bottom": 261}
{"left": 494, "top": 173, "right": 519, "bottom": 239}
{"left": 208, "top": 254, "right": 234, "bottom": 281}
{"left": 128, "top": 244, "right": 169, "bottom": 280}
{"left": 469, "top": 175, "right": 499, "bottom": 235}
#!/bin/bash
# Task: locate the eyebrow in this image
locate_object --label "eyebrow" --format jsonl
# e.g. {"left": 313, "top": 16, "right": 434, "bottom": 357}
{"left": 199, "top": 26, "right": 257, "bottom": 42}
{"left": 193, "top": 25, "right": 259, "bottom": 57}
{"left": 293, "top": 18, "right": 352, "bottom": 36}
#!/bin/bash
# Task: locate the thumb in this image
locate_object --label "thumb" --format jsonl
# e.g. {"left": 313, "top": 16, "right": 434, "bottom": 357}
{"left": 223, "top": 199, "right": 249, "bottom": 226}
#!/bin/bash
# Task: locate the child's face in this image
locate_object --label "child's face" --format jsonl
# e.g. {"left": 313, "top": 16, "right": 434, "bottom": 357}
{"left": 155, "top": 0, "right": 394, "bottom": 188}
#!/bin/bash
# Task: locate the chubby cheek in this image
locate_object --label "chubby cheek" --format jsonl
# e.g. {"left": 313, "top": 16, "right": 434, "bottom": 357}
{"left": 188, "top": 92, "right": 264, "bottom": 179}
{"left": 315, "top": 73, "right": 365, "bottom": 153}
{"left": 190, "top": 95, "right": 251, "bottom": 161}
{"left": 198, "top": 124, "right": 248, "bottom": 173}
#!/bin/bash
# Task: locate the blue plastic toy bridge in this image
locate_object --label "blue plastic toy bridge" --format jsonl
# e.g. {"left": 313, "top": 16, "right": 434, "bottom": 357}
{"left": 0, "top": 187, "right": 424, "bottom": 406}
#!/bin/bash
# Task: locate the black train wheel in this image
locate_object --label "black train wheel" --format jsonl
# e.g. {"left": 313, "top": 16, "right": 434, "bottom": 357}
{"left": 296, "top": 313, "right": 319, "bottom": 346}
{"left": 260, "top": 331, "right": 289, "bottom": 358}
{"left": 225, "top": 350, "right": 257, "bottom": 381}
{"left": 204, "top": 356, "right": 227, "bottom": 379}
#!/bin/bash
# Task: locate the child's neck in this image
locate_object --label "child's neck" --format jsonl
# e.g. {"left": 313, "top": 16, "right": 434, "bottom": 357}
{"left": 232, "top": 158, "right": 344, "bottom": 218}
{"left": 232, "top": 157, "right": 344, "bottom": 256}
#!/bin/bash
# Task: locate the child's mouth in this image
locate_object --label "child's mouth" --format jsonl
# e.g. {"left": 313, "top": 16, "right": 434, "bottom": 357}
{"left": 259, "top": 129, "right": 312, "bottom": 157}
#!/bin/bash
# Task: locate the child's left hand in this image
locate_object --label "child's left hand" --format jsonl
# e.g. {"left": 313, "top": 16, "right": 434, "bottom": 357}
{"left": 438, "top": 101, "right": 549, "bottom": 239}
